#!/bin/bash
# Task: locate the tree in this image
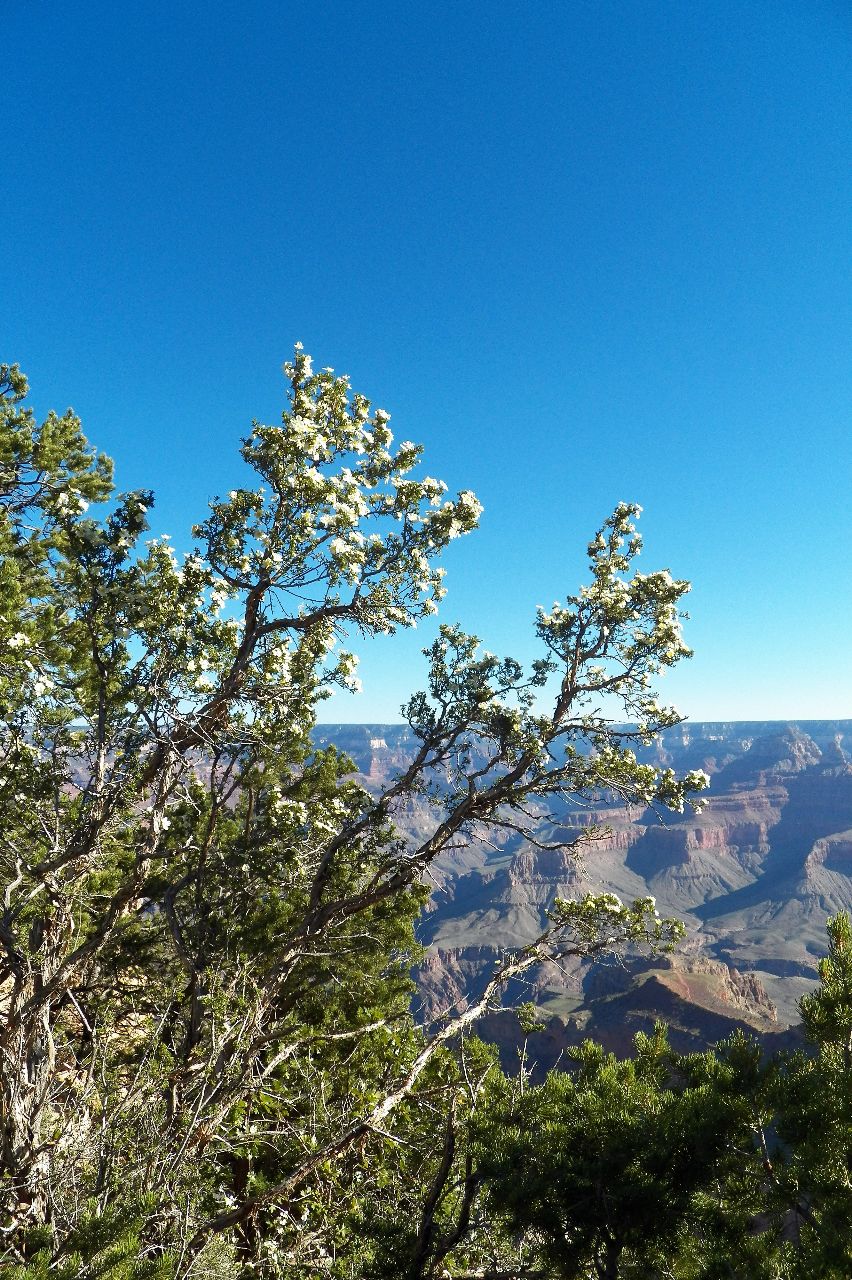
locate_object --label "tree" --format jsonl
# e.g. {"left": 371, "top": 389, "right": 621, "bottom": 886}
{"left": 474, "top": 1028, "right": 737, "bottom": 1280}
{"left": 347, "top": 916, "right": 852, "bottom": 1280}
{"left": 0, "top": 352, "right": 707, "bottom": 1274}
{"left": 768, "top": 913, "right": 852, "bottom": 1278}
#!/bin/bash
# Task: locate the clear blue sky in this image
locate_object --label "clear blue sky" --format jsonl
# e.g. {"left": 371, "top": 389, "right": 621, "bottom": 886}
{"left": 5, "top": 0, "right": 851, "bottom": 722}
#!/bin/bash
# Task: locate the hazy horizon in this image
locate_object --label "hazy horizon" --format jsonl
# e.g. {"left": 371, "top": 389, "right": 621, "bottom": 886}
{"left": 315, "top": 716, "right": 852, "bottom": 729}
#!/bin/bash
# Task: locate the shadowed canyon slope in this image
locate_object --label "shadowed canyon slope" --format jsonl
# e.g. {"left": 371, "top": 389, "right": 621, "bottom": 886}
{"left": 315, "top": 721, "right": 852, "bottom": 1056}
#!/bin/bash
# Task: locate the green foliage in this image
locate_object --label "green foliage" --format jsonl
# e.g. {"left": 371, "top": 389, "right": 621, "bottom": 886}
{"left": 466, "top": 920, "right": 852, "bottom": 1280}
{"left": 4, "top": 351, "right": 852, "bottom": 1278}
{"left": 765, "top": 912, "right": 852, "bottom": 1278}
{"left": 0, "top": 351, "right": 712, "bottom": 1276}
{"left": 7, "top": 1204, "right": 175, "bottom": 1279}
{"left": 799, "top": 911, "right": 852, "bottom": 1059}
{"left": 476, "top": 1029, "right": 724, "bottom": 1278}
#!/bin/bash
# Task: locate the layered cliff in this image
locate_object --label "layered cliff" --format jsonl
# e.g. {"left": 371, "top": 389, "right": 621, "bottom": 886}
{"left": 317, "top": 720, "right": 852, "bottom": 1046}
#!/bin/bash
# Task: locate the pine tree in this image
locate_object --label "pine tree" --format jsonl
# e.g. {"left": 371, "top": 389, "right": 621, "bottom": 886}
{"left": 0, "top": 355, "right": 705, "bottom": 1273}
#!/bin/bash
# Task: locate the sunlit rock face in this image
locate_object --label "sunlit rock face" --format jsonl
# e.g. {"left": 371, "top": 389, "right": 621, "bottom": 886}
{"left": 316, "top": 721, "right": 852, "bottom": 1050}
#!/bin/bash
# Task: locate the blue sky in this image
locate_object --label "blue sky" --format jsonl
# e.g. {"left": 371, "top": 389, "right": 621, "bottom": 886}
{"left": 5, "top": 0, "right": 851, "bottom": 722}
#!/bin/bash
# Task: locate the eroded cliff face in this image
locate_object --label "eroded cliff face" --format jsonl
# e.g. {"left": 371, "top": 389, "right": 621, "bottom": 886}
{"left": 316, "top": 720, "right": 852, "bottom": 1046}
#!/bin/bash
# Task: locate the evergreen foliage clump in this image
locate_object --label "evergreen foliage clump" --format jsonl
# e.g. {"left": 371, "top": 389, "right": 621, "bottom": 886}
{"left": 1, "top": 354, "right": 849, "bottom": 1276}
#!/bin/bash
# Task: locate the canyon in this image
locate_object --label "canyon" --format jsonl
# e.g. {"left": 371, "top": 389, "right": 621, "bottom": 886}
{"left": 315, "top": 720, "right": 852, "bottom": 1062}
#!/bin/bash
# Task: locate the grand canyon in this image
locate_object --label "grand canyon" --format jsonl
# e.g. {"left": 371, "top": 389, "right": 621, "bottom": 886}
{"left": 316, "top": 720, "right": 852, "bottom": 1066}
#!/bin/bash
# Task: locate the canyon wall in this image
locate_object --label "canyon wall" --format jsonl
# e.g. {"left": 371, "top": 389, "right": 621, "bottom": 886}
{"left": 316, "top": 721, "right": 852, "bottom": 1052}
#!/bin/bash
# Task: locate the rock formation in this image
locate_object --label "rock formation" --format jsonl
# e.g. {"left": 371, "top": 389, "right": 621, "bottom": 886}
{"left": 316, "top": 721, "right": 852, "bottom": 1052}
